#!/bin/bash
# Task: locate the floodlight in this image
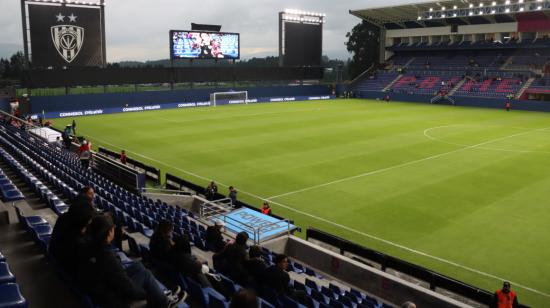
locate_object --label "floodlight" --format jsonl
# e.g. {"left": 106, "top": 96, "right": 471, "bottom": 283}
{"left": 417, "top": 16, "right": 422, "bottom": 20}
{"left": 491, "top": 9, "right": 496, "bottom": 13}
{"left": 479, "top": 11, "right": 484, "bottom": 14}
{"left": 429, "top": 7, "right": 433, "bottom": 11}
{"left": 453, "top": 5, "right": 458, "bottom": 9}
{"left": 469, "top": 3, "right": 474, "bottom": 8}
{"left": 469, "top": 11, "right": 474, "bottom": 15}
{"left": 505, "top": 7, "right": 510, "bottom": 11}
{"left": 441, "top": 14, "right": 446, "bottom": 17}
{"left": 442, "top": 6, "right": 446, "bottom": 10}
{"left": 479, "top": 3, "right": 484, "bottom": 7}
{"left": 537, "top": 5, "right": 542, "bottom": 9}
{"left": 518, "top": 0, "right": 523, "bottom": 3}
{"left": 505, "top": 0, "right": 510, "bottom": 4}
{"left": 519, "top": 6, "right": 524, "bottom": 10}
{"left": 453, "top": 13, "right": 458, "bottom": 16}
{"left": 492, "top": 1, "right": 497, "bottom": 5}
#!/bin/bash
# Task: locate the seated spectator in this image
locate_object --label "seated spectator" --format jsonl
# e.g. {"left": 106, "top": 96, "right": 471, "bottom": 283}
{"left": 244, "top": 246, "right": 267, "bottom": 289}
{"left": 261, "top": 201, "right": 271, "bottom": 215}
{"left": 204, "top": 181, "right": 218, "bottom": 201}
{"left": 220, "top": 231, "right": 249, "bottom": 284}
{"left": 230, "top": 289, "right": 258, "bottom": 308}
{"left": 205, "top": 220, "right": 226, "bottom": 253}
{"left": 49, "top": 200, "right": 94, "bottom": 278}
{"left": 78, "top": 216, "right": 186, "bottom": 308}
{"left": 150, "top": 220, "right": 212, "bottom": 288}
{"left": 262, "top": 254, "right": 311, "bottom": 307}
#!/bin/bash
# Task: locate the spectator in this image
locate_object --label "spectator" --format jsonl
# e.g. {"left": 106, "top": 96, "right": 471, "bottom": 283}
{"left": 261, "top": 201, "right": 271, "bottom": 215}
{"left": 62, "top": 130, "right": 72, "bottom": 149}
{"left": 79, "top": 139, "right": 92, "bottom": 169}
{"left": 229, "top": 289, "right": 258, "bottom": 308}
{"left": 78, "top": 215, "right": 185, "bottom": 308}
{"left": 228, "top": 186, "right": 238, "bottom": 207}
{"left": 150, "top": 220, "right": 212, "bottom": 288}
{"left": 204, "top": 181, "right": 218, "bottom": 201}
{"left": 72, "top": 119, "right": 77, "bottom": 135}
{"left": 120, "top": 150, "right": 127, "bottom": 164}
{"left": 49, "top": 201, "right": 94, "bottom": 278}
{"left": 55, "top": 136, "right": 63, "bottom": 148}
{"left": 222, "top": 231, "right": 249, "bottom": 284}
{"left": 205, "top": 220, "right": 226, "bottom": 253}
{"left": 244, "top": 245, "right": 267, "bottom": 289}
{"left": 263, "top": 254, "right": 311, "bottom": 306}
{"left": 492, "top": 281, "right": 518, "bottom": 308}
{"left": 505, "top": 100, "right": 511, "bottom": 111}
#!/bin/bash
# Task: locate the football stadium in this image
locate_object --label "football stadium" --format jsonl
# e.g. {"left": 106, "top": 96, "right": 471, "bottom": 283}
{"left": 0, "top": 0, "right": 549, "bottom": 307}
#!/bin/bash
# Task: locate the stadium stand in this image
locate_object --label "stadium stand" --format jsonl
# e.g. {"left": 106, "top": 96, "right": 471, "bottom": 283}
{"left": 349, "top": 2, "right": 550, "bottom": 104}
{"left": 0, "top": 108, "right": 495, "bottom": 307}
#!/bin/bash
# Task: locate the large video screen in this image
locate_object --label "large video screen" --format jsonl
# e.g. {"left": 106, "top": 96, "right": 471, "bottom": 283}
{"left": 28, "top": 3, "right": 104, "bottom": 67}
{"left": 170, "top": 30, "right": 240, "bottom": 60}
{"left": 283, "top": 22, "right": 322, "bottom": 66}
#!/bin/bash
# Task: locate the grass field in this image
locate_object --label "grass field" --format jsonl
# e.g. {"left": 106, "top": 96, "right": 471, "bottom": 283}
{"left": 55, "top": 99, "right": 550, "bottom": 306}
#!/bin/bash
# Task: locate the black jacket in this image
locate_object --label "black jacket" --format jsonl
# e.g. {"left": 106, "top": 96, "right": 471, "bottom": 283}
{"left": 205, "top": 226, "right": 225, "bottom": 252}
{"left": 79, "top": 244, "right": 146, "bottom": 308}
{"left": 263, "top": 265, "right": 290, "bottom": 295}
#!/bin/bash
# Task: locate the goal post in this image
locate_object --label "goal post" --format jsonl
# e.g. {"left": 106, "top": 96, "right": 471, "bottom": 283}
{"left": 210, "top": 91, "right": 248, "bottom": 107}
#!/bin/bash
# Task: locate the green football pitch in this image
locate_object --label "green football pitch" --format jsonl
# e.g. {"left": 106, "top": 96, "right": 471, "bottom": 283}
{"left": 55, "top": 99, "right": 550, "bottom": 306}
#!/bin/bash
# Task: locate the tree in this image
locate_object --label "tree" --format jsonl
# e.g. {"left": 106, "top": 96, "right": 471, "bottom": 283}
{"left": 8, "top": 51, "right": 27, "bottom": 79}
{"left": 345, "top": 20, "right": 380, "bottom": 79}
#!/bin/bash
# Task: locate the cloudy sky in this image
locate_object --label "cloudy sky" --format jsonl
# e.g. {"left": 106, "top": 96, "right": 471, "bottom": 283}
{"left": 0, "top": 0, "right": 418, "bottom": 62}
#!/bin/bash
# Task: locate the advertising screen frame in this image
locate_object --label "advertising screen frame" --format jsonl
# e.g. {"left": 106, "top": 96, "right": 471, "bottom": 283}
{"left": 169, "top": 30, "right": 241, "bottom": 60}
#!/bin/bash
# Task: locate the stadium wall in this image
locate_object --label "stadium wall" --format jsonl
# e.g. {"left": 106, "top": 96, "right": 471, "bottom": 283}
{"left": 357, "top": 91, "right": 550, "bottom": 112}
{"left": 29, "top": 85, "right": 331, "bottom": 114}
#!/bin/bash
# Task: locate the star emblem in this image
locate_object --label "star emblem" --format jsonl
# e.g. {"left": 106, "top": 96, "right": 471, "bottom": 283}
{"left": 55, "top": 13, "right": 65, "bottom": 22}
{"left": 68, "top": 13, "right": 77, "bottom": 22}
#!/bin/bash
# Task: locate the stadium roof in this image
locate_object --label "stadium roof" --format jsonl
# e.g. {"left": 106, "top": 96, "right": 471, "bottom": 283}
{"left": 350, "top": 0, "right": 550, "bottom": 27}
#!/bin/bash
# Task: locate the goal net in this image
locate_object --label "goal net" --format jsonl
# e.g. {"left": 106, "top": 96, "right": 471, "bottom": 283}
{"left": 210, "top": 91, "right": 248, "bottom": 107}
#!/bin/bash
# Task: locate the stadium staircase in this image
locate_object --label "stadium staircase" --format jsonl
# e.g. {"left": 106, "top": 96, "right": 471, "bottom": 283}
{"left": 382, "top": 74, "right": 403, "bottom": 92}
{"left": 402, "top": 57, "right": 416, "bottom": 68}
{"left": 447, "top": 78, "right": 467, "bottom": 97}
{"left": 515, "top": 77, "right": 536, "bottom": 99}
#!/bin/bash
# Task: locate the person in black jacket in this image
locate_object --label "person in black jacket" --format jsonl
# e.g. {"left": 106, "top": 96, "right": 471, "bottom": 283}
{"left": 263, "top": 254, "right": 311, "bottom": 307}
{"left": 150, "top": 220, "right": 211, "bottom": 288}
{"left": 49, "top": 199, "right": 94, "bottom": 278}
{"left": 204, "top": 181, "right": 218, "bottom": 201}
{"left": 222, "top": 231, "right": 249, "bottom": 285}
{"left": 205, "top": 220, "right": 226, "bottom": 253}
{"left": 79, "top": 215, "right": 184, "bottom": 308}
{"left": 244, "top": 245, "right": 267, "bottom": 289}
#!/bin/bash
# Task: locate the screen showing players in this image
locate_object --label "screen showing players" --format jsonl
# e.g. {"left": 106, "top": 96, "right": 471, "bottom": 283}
{"left": 170, "top": 30, "right": 240, "bottom": 60}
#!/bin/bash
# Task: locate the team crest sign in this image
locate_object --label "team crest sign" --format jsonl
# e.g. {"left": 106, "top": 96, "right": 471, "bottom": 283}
{"left": 51, "top": 25, "right": 84, "bottom": 63}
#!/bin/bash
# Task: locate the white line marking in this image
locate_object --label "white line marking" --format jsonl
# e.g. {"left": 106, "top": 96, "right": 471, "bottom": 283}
{"left": 266, "top": 127, "right": 550, "bottom": 200}
{"left": 423, "top": 125, "right": 550, "bottom": 154}
{"left": 80, "top": 131, "right": 550, "bottom": 298}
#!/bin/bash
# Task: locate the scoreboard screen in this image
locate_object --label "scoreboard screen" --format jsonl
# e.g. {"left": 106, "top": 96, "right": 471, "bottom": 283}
{"left": 170, "top": 30, "right": 240, "bottom": 60}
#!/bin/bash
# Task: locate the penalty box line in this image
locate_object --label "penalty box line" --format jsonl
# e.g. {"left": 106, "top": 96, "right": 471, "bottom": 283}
{"left": 83, "top": 132, "right": 550, "bottom": 299}
{"left": 266, "top": 126, "right": 550, "bottom": 200}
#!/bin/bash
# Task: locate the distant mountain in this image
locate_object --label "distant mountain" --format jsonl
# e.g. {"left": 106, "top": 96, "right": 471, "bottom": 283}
{"left": 0, "top": 43, "right": 23, "bottom": 59}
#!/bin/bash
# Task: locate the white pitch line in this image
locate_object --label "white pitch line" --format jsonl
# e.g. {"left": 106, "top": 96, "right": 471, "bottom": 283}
{"left": 81, "top": 131, "right": 550, "bottom": 298}
{"left": 266, "top": 126, "right": 550, "bottom": 200}
{"left": 424, "top": 125, "right": 550, "bottom": 154}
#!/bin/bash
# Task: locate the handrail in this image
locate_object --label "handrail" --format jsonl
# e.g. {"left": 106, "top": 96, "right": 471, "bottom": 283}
{"left": 348, "top": 64, "right": 375, "bottom": 89}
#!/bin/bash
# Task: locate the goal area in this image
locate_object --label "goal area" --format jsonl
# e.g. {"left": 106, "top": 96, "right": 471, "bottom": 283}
{"left": 210, "top": 91, "right": 248, "bottom": 107}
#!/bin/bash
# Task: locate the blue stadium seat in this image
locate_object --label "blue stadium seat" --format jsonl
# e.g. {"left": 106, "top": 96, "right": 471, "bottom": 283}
{"left": 208, "top": 292, "right": 228, "bottom": 308}
{"left": 0, "top": 262, "right": 16, "bottom": 284}
{"left": 280, "top": 295, "right": 306, "bottom": 308}
{"left": 0, "top": 283, "right": 27, "bottom": 308}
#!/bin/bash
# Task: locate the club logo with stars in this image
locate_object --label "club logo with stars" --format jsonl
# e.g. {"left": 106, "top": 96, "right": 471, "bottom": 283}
{"left": 50, "top": 12, "right": 84, "bottom": 63}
